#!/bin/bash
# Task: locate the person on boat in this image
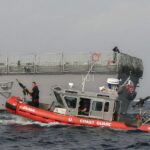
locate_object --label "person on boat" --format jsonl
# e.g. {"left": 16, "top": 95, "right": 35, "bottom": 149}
{"left": 78, "top": 99, "right": 90, "bottom": 115}
{"left": 79, "top": 106, "right": 88, "bottom": 113}
{"left": 28, "top": 82, "right": 40, "bottom": 107}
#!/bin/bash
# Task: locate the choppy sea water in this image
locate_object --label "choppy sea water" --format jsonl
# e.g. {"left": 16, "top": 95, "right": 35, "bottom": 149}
{"left": 0, "top": 112, "right": 150, "bottom": 150}
{"left": 0, "top": 75, "right": 150, "bottom": 150}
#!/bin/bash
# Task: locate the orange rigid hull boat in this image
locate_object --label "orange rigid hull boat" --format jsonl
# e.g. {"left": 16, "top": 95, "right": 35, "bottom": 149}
{"left": 6, "top": 96, "right": 150, "bottom": 132}
{"left": 6, "top": 50, "right": 150, "bottom": 132}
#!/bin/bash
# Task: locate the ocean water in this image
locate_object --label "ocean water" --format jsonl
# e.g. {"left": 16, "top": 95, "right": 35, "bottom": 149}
{"left": 0, "top": 75, "right": 150, "bottom": 150}
{"left": 0, "top": 112, "right": 150, "bottom": 150}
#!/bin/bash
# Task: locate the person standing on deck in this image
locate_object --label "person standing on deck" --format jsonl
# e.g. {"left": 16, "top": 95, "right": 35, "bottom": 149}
{"left": 28, "top": 82, "right": 39, "bottom": 107}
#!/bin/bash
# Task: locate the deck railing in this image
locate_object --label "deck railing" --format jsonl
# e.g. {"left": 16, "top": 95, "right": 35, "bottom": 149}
{"left": 0, "top": 51, "right": 142, "bottom": 76}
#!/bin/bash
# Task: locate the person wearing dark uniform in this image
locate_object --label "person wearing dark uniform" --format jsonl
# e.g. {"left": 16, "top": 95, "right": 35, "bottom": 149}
{"left": 29, "top": 82, "right": 39, "bottom": 107}
{"left": 112, "top": 46, "right": 120, "bottom": 63}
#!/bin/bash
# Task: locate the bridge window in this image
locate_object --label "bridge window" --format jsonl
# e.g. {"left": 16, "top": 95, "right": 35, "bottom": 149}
{"left": 92, "top": 101, "right": 103, "bottom": 111}
{"left": 65, "top": 96, "right": 77, "bottom": 108}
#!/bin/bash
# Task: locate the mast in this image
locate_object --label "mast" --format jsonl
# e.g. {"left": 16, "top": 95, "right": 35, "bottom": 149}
{"left": 82, "top": 53, "right": 100, "bottom": 92}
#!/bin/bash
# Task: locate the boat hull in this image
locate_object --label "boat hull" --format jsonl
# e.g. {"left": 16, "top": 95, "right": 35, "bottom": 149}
{"left": 6, "top": 96, "right": 150, "bottom": 132}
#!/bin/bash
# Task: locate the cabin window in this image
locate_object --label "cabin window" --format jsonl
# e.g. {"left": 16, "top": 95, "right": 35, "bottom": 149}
{"left": 78, "top": 98, "right": 91, "bottom": 115}
{"left": 64, "top": 96, "right": 77, "bottom": 108}
{"left": 104, "top": 102, "right": 109, "bottom": 112}
{"left": 92, "top": 101, "right": 103, "bottom": 111}
{"left": 54, "top": 91, "right": 64, "bottom": 107}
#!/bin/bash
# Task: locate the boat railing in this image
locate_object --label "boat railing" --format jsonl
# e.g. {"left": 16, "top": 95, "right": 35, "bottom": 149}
{"left": 140, "top": 111, "right": 150, "bottom": 125}
{"left": 0, "top": 81, "right": 13, "bottom": 110}
{"left": 0, "top": 81, "right": 13, "bottom": 90}
{"left": 0, "top": 51, "right": 118, "bottom": 74}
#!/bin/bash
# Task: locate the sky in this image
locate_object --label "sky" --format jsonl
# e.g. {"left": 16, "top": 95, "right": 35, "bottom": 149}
{"left": 0, "top": 0, "right": 149, "bottom": 96}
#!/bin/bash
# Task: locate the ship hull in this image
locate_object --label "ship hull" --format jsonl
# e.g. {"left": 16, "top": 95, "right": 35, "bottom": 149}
{"left": 6, "top": 96, "right": 150, "bottom": 132}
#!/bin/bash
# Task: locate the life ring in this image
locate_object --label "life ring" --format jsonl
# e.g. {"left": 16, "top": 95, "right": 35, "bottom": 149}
{"left": 91, "top": 53, "right": 101, "bottom": 62}
{"left": 107, "top": 60, "right": 113, "bottom": 65}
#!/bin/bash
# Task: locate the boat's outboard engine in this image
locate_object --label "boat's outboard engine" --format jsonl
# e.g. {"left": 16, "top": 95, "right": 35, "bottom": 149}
{"left": 5, "top": 96, "right": 19, "bottom": 114}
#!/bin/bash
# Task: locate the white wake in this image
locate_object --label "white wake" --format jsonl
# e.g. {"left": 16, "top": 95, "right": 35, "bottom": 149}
{"left": 0, "top": 113, "right": 59, "bottom": 127}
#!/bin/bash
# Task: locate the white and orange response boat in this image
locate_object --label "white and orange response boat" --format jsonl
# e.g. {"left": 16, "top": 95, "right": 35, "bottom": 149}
{"left": 5, "top": 49, "right": 150, "bottom": 132}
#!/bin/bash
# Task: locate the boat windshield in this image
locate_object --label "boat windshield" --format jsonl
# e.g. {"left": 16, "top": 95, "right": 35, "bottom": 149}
{"left": 53, "top": 91, "right": 64, "bottom": 107}
{"left": 64, "top": 96, "right": 77, "bottom": 108}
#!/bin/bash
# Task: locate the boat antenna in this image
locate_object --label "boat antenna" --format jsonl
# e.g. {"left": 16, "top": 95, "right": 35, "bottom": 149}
{"left": 82, "top": 53, "right": 100, "bottom": 92}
